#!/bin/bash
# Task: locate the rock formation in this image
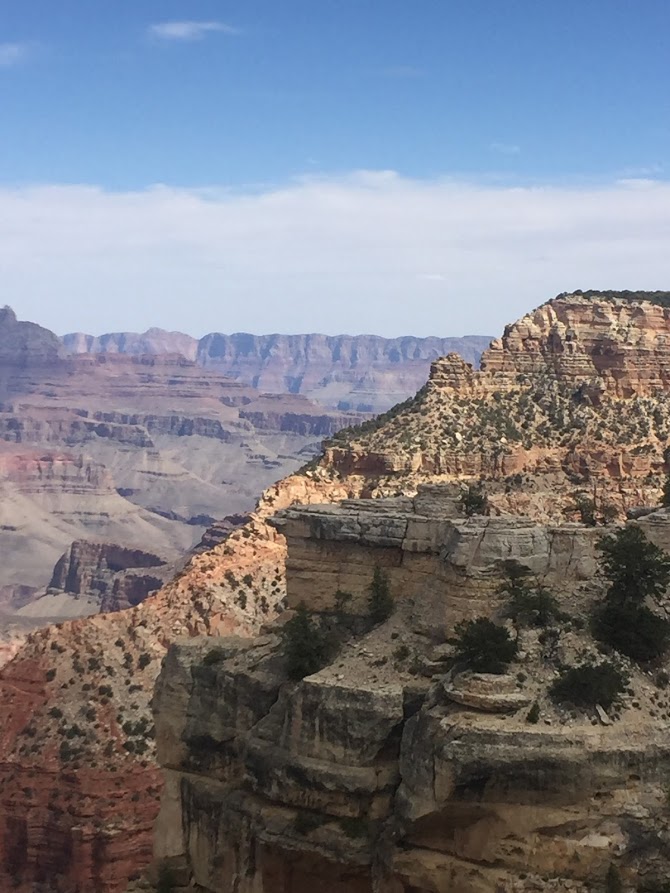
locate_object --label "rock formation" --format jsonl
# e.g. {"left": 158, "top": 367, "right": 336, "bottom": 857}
{"left": 153, "top": 487, "right": 670, "bottom": 893}
{"left": 319, "top": 293, "right": 670, "bottom": 521}
{"left": 62, "top": 329, "right": 492, "bottom": 413}
{"left": 0, "top": 310, "right": 368, "bottom": 599}
{"left": 4, "top": 291, "right": 670, "bottom": 892}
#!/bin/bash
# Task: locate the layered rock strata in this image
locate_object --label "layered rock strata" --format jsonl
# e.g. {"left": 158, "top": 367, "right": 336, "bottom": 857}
{"left": 320, "top": 294, "right": 670, "bottom": 520}
{"left": 62, "top": 331, "right": 492, "bottom": 413}
{"left": 153, "top": 489, "right": 670, "bottom": 893}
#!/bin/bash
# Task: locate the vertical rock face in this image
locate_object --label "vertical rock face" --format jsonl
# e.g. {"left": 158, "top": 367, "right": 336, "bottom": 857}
{"left": 152, "top": 492, "right": 670, "bottom": 893}
{"left": 63, "top": 329, "right": 493, "bottom": 412}
{"left": 480, "top": 294, "right": 670, "bottom": 396}
{"left": 320, "top": 294, "right": 670, "bottom": 521}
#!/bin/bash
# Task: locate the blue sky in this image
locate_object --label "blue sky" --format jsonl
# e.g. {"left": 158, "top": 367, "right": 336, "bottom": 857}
{"left": 1, "top": 1, "right": 669, "bottom": 336}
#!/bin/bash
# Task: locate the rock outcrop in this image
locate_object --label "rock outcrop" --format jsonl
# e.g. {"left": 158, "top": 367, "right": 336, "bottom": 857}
{"left": 0, "top": 310, "right": 368, "bottom": 597}
{"left": 153, "top": 489, "right": 670, "bottom": 893}
{"left": 5, "top": 291, "right": 670, "bottom": 892}
{"left": 319, "top": 293, "right": 670, "bottom": 521}
{"left": 62, "top": 330, "right": 492, "bottom": 413}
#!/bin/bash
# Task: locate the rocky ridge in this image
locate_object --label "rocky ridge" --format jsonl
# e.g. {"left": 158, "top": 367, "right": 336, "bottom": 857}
{"left": 319, "top": 293, "right": 670, "bottom": 520}
{"left": 62, "top": 330, "right": 492, "bottom": 413}
{"left": 153, "top": 487, "right": 670, "bottom": 893}
{"left": 3, "top": 291, "right": 670, "bottom": 891}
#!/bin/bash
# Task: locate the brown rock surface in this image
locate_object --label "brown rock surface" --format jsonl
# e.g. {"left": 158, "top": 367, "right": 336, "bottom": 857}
{"left": 5, "top": 291, "right": 670, "bottom": 892}
{"left": 63, "top": 329, "right": 492, "bottom": 413}
{"left": 0, "top": 310, "right": 367, "bottom": 598}
{"left": 153, "top": 492, "right": 670, "bottom": 893}
{"left": 319, "top": 293, "right": 670, "bottom": 520}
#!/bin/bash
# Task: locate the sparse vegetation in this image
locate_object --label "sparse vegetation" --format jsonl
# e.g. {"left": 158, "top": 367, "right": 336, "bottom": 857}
{"left": 572, "top": 492, "right": 597, "bottom": 526}
{"left": 550, "top": 662, "right": 626, "bottom": 710}
{"left": 499, "top": 560, "right": 562, "bottom": 628}
{"left": 526, "top": 701, "right": 540, "bottom": 724}
{"left": 367, "top": 566, "right": 394, "bottom": 625}
{"left": 459, "top": 484, "right": 489, "bottom": 517}
{"left": 450, "top": 617, "right": 517, "bottom": 674}
{"left": 282, "top": 602, "right": 330, "bottom": 680}
{"left": 593, "top": 526, "right": 670, "bottom": 661}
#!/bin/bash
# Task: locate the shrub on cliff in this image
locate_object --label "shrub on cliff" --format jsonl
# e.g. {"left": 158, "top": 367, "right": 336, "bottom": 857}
{"left": 662, "top": 476, "right": 670, "bottom": 508}
{"left": 550, "top": 661, "right": 626, "bottom": 710}
{"left": 592, "top": 601, "right": 670, "bottom": 662}
{"left": 282, "top": 602, "right": 330, "bottom": 679}
{"left": 598, "top": 525, "right": 670, "bottom": 603}
{"left": 459, "top": 484, "right": 489, "bottom": 517}
{"left": 498, "top": 562, "right": 562, "bottom": 628}
{"left": 593, "top": 526, "right": 670, "bottom": 661}
{"left": 450, "top": 617, "right": 517, "bottom": 674}
{"left": 367, "top": 566, "right": 394, "bottom": 625}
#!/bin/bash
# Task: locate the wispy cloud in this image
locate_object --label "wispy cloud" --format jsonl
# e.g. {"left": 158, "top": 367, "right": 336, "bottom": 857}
{"left": 490, "top": 141, "right": 521, "bottom": 156}
{"left": 0, "top": 42, "right": 29, "bottom": 67}
{"left": 148, "top": 21, "right": 240, "bottom": 41}
{"left": 2, "top": 174, "right": 670, "bottom": 337}
{"left": 380, "top": 65, "right": 424, "bottom": 79}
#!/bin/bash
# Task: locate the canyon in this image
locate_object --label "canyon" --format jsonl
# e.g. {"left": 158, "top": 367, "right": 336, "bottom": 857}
{"left": 62, "top": 329, "right": 491, "bottom": 413}
{"left": 154, "top": 488, "right": 670, "bottom": 892}
{"left": 3, "top": 291, "right": 670, "bottom": 892}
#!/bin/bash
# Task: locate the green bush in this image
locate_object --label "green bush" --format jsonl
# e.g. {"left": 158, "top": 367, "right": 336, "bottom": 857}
{"left": 506, "top": 584, "right": 562, "bottom": 628}
{"left": 459, "top": 484, "right": 489, "bottom": 517}
{"left": 550, "top": 662, "right": 626, "bottom": 710}
{"left": 526, "top": 701, "right": 540, "bottom": 724}
{"left": 367, "top": 567, "right": 394, "bottom": 625}
{"left": 592, "top": 601, "right": 670, "bottom": 662}
{"left": 573, "top": 492, "right": 597, "bottom": 526}
{"left": 282, "top": 602, "right": 330, "bottom": 680}
{"left": 598, "top": 525, "right": 670, "bottom": 604}
{"left": 450, "top": 617, "right": 517, "bottom": 674}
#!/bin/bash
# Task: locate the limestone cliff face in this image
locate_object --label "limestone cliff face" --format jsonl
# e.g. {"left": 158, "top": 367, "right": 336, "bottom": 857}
{"left": 153, "top": 490, "right": 670, "bottom": 893}
{"left": 0, "top": 471, "right": 355, "bottom": 893}
{"left": 63, "top": 329, "right": 492, "bottom": 413}
{"left": 320, "top": 294, "right": 670, "bottom": 521}
{"left": 481, "top": 294, "right": 670, "bottom": 396}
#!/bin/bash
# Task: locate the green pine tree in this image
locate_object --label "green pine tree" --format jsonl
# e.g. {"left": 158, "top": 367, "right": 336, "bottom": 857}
{"left": 283, "top": 602, "right": 328, "bottom": 679}
{"left": 368, "top": 566, "right": 394, "bottom": 625}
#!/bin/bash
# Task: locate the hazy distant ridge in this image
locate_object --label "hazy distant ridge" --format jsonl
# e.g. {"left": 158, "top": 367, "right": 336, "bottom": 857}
{"left": 62, "top": 329, "right": 492, "bottom": 412}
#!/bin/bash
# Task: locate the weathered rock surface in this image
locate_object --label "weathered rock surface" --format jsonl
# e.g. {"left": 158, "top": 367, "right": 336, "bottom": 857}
{"left": 7, "top": 291, "right": 670, "bottom": 892}
{"left": 153, "top": 492, "right": 670, "bottom": 893}
{"left": 0, "top": 310, "right": 367, "bottom": 596}
{"left": 63, "top": 329, "right": 492, "bottom": 413}
{"left": 320, "top": 293, "right": 670, "bottom": 521}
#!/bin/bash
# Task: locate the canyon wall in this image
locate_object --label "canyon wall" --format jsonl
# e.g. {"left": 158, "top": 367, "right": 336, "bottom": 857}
{"left": 154, "top": 490, "right": 670, "bottom": 892}
{"left": 62, "top": 330, "right": 492, "bottom": 413}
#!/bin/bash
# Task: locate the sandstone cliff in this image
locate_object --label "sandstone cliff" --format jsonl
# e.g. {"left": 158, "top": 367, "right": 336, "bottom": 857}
{"left": 318, "top": 293, "right": 670, "bottom": 521}
{"left": 153, "top": 489, "right": 670, "bottom": 893}
{"left": 0, "top": 310, "right": 366, "bottom": 597}
{"left": 4, "top": 291, "right": 670, "bottom": 892}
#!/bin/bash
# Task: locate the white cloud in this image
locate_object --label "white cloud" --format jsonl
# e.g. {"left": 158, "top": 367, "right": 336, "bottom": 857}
{"left": 148, "top": 21, "right": 240, "bottom": 41}
{"left": 0, "top": 43, "right": 28, "bottom": 67}
{"left": 490, "top": 141, "right": 521, "bottom": 155}
{"left": 1, "top": 174, "right": 670, "bottom": 338}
